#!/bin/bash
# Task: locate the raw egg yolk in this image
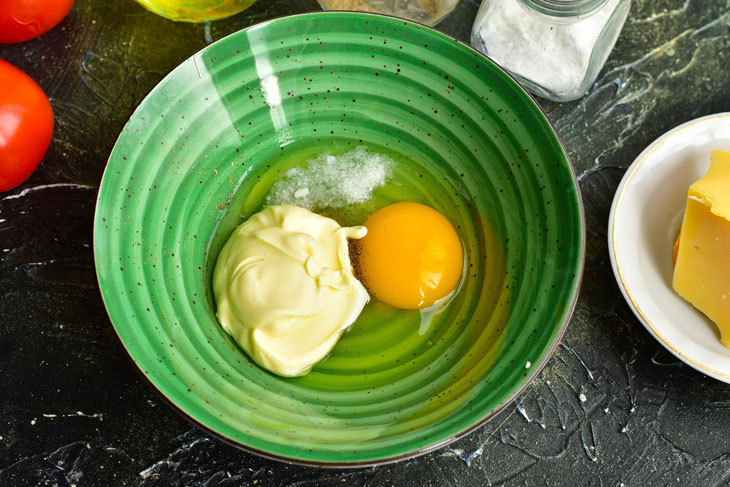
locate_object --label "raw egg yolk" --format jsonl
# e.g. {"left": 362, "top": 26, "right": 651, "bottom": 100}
{"left": 356, "top": 202, "right": 463, "bottom": 309}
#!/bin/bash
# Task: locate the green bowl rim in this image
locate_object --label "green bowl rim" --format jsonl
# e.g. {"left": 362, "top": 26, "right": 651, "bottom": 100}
{"left": 93, "top": 10, "right": 586, "bottom": 468}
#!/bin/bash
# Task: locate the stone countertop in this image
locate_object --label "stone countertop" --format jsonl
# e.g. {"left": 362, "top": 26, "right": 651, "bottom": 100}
{"left": 1, "top": 0, "right": 729, "bottom": 485}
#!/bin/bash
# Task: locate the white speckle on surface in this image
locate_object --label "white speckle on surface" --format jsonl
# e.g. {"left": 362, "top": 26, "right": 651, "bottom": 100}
{"left": 516, "top": 401, "right": 530, "bottom": 421}
{"left": 43, "top": 414, "right": 57, "bottom": 418}
{"left": 2, "top": 183, "right": 95, "bottom": 201}
{"left": 30, "top": 418, "right": 36, "bottom": 425}
{"left": 604, "top": 407, "right": 610, "bottom": 414}
{"left": 0, "top": 218, "right": 5, "bottom": 223}
{"left": 579, "top": 393, "right": 587, "bottom": 402}
{"left": 461, "top": 442, "right": 484, "bottom": 466}
{"left": 525, "top": 361, "right": 531, "bottom": 369}
{"left": 266, "top": 146, "right": 392, "bottom": 210}
{"left": 74, "top": 411, "right": 104, "bottom": 421}
{"left": 204, "top": 22, "right": 213, "bottom": 44}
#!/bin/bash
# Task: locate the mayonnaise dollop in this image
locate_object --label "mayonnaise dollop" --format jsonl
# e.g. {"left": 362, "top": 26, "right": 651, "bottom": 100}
{"left": 212, "top": 205, "right": 369, "bottom": 377}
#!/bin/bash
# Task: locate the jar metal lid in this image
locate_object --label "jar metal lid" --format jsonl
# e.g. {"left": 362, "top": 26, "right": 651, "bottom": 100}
{"left": 519, "top": 0, "right": 608, "bottom": 17}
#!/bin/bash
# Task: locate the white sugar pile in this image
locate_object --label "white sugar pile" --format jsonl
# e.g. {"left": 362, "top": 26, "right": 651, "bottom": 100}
{"left": 266, "top": 146, "right": 392, "bottom": 210}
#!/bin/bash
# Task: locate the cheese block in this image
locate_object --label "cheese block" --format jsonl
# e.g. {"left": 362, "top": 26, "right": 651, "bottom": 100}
{"left": 673, "top": 149, "right": 730, "bottom": 346}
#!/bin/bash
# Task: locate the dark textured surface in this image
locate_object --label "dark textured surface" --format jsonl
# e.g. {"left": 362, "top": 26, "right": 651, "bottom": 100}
{"left": 1, "top": 0, "right": 729, "bottom": 485}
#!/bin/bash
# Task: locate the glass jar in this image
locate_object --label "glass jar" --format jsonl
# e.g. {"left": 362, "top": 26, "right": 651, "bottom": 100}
{"left": 471, "top": 0, "right": 631, "bottom": 102}
{"left": 135, "top": 0, "right": 259, "bottom": 22}
{"left": 317, "top": 0, "right": 459, "bottom": 26}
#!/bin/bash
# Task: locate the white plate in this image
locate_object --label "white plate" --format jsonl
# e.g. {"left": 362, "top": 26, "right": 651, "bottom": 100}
{"left": 608, "top": 113, "right": 730, "bottom": 383}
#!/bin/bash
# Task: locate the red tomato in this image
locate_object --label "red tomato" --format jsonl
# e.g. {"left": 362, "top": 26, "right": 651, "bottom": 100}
{"left": 0, "top": 0, "right": 75, "bottom": 44}
{"left": 0, "top": 60, "right": 54, "bottom": 192}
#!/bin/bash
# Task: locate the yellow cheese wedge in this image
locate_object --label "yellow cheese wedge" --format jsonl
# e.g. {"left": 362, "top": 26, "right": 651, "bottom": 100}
{"left": 673, "top": 149, "right": 730, "bottom": 346}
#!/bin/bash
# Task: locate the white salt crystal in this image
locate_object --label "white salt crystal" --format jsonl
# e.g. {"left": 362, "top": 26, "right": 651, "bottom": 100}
{"left": 266, "top": 146, "right": 392, "bottom": 210}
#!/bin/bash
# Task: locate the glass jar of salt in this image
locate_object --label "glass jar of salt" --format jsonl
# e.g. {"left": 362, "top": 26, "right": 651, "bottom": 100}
{"left": 471, "top": 0, "right": 631, "bottom": 102}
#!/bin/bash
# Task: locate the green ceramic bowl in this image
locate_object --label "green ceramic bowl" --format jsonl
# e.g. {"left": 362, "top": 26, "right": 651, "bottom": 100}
{"left": 94, "top": 12, "right": 584, "bottom": 466}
